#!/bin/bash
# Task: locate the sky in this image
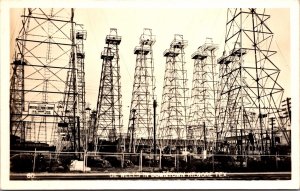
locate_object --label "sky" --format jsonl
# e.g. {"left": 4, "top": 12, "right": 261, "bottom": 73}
{"left": 9, "top": 8, "right": 291, "bottom": 134}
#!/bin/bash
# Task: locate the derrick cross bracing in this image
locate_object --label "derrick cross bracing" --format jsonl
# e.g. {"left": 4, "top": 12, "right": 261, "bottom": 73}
{"left": 95, "top": 28, "right": 123, "bottom": 151}
{"left": 188, "top": 38, "right": 218, "bottom": 153}
{"left": 158, "top": 34, "right": 189, "bottom": 151}
{"left": 127, "top": 28, "right": 156, "bottom": 153}
{"left": 216, "top": 8, "right": 288, "bottom": 155}
{"left": 59, "top": 24, "right": 87, "bottom": 152}
{"left": 10, "top": 8, "right": 87, "bottom": 152}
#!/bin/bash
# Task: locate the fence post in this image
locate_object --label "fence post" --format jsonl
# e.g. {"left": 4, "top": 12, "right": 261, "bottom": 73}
{"left": 184, "top": 147, "right": 187, "bottom": 162}
{"left": 139, "top": 150, "right": 143, "bottom": 172}
{"left": 121, "top": 153, "right": 124, "bottom": 168}
{"left": 212, "top": 154, "right": 215, "bottom": 172}
{"left": 174, "top": 152, "right": 177, "bottom": 170}
{"left": 83, "top": 151, "right": 86, "bottom": 172}
{"left": 159, "top": 149, "right": 162, "bottom": 170}
{"left": 49, "top": 152, "right": 52, "bottom": 171}
{"left": 33, "top": 148, "right": 37, "bottom": 173}
{"left": 275, "top": 153, "right": 278, "bottom": 170}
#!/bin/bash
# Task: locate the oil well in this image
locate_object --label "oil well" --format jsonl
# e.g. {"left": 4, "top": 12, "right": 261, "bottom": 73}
{"left": 10, "top": 8, "right": 291, "bottom": 175}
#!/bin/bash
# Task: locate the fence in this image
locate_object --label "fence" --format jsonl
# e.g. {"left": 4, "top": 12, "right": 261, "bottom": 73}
{"left": 10, "top": 150, "right": 291, "bottom": 173}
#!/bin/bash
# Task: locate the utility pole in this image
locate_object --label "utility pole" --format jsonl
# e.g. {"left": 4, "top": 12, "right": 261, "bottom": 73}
{"left": 281, "top": 97, "right": 291, "bottom": 146}
{"left": 269, "top": 117, "right": 275, "bottom": 154}
{"left": 153, "top": 100, "right": 157, "bottom": 156}
{"left": 283, "top": 97, "right": 291, "bottom": 121}
{"left": 130, "top": 109, "right": 137, "bottom": 153}
{"left": 203, "top": 122, "right": 207, "bottom": 151}
{"left": 240, "top": 129, "right": 243, "bottom": 156}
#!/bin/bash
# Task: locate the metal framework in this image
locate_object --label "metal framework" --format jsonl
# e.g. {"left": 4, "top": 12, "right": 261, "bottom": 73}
{"left": 216, "top": 8, "right": 288, "bottom": 155}
{"left": 75, "top": 28, "right": 88, "bottom": 150}
{"left": 127, "top": 28, "right": 156, "bottom": 153}
{"left": 94, "top": 28, "right": 123, "bottom": 150}
{"left": 188, "top": 38, "right": 218, "bottom": 152}
{"left": 158, "top": 34, "right": 188, "bottom": 150}
{"left": 10, "top": 9, "right": 86, "bottom": 152}
{"left": 58, "top": 25, "right": 87, "bottom": 152}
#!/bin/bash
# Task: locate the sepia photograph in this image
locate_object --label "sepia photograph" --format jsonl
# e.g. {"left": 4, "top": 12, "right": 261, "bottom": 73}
{"left": 1, "top": 0, "right": 299, "bottom": 190}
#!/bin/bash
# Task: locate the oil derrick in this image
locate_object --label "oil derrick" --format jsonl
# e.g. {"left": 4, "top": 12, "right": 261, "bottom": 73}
{"left": 158, "top": 34, "right": 188, "bottom": 151}
{"left": 10, "top": 9, "right": 85, "bottom": 151}
{"left": 58, "top": 23, "right": 87, "bottom": 152}
{"left": 188, "top": 38, "right": 218, "bottom": 152}
{"left": 95, "top": 28, "right": 122, "bottom": 151}
{"left": 127, "top": 28, "right": 156, "bottom": 153}
{"left": 75, "top": 27, "right": 87, "bottom": 150}
{"left": 216, "top": 8, "right": 288, "bottom": 155}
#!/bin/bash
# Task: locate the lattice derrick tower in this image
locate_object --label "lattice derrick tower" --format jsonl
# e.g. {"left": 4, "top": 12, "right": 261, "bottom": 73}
{"left": 158, "top": 34, "right": 188, "bottom": 149}
{"left": 216, "top": 8, "right": 288, "bottom": 154}
{"left": 95, "top": 28, "right": 122, "bottom": 148}
{"left": 74, "top": 26, "right": 87, "bottom": 151}
{"left": 127, "top": 28, "right": 156, "bottom": 153}
{"left": 188, "top": 38, "right": 218, "bottom": 149}
{"left": 58, "top": 23, "right": 87, "bottom": 152}
{"left": 10, "top": 9, "right": 83, "bottom": 148}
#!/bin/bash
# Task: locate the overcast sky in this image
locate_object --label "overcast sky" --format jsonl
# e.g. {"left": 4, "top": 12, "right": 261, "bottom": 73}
{"left": 10, "top": 8, "right": 291, "bottom": 133}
